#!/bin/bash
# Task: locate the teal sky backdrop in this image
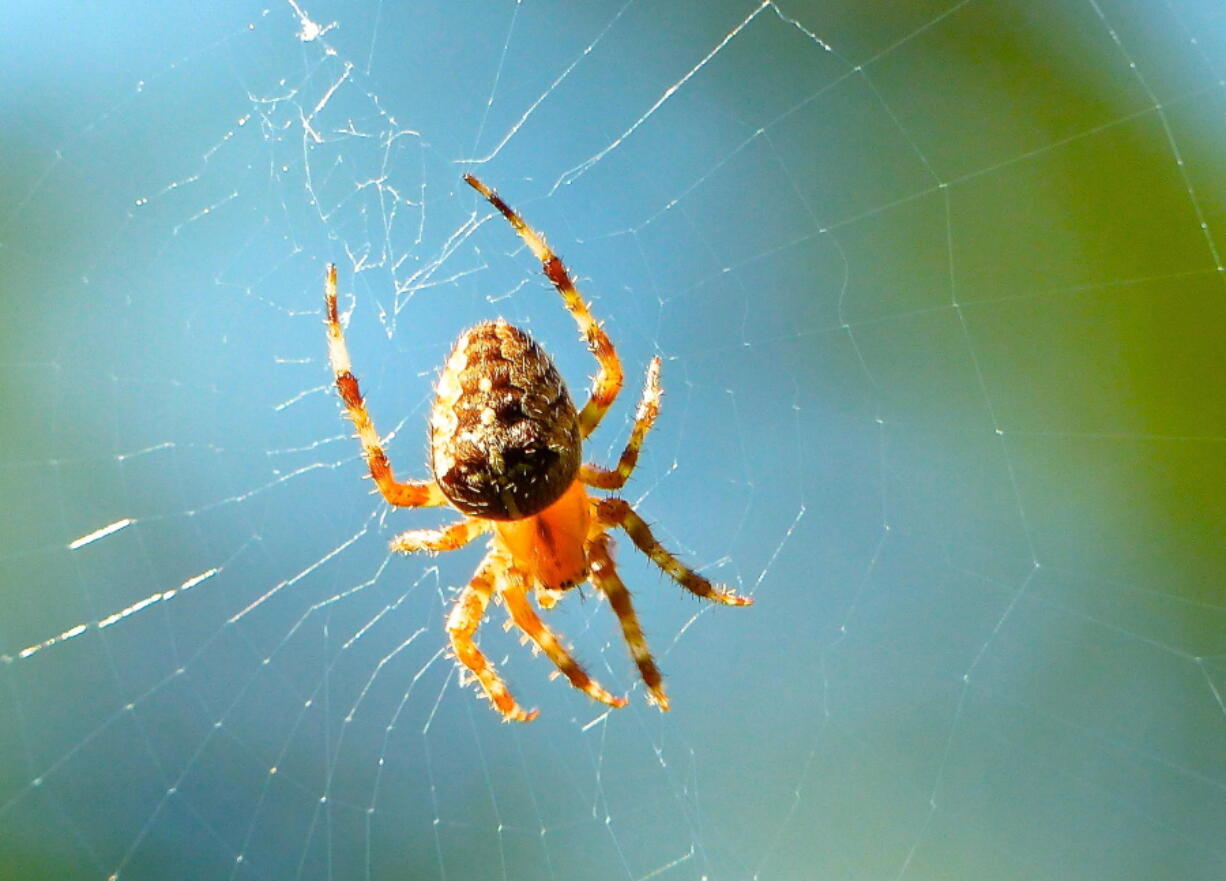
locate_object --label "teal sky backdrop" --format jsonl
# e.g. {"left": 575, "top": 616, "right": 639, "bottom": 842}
{"left": 1, "top": 1, "right": 1223, "bottom": 879}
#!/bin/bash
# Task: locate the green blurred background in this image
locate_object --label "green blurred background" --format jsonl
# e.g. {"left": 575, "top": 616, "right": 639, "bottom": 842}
{"left": 1, "top": 1, "right": 1222, "bottom": 879}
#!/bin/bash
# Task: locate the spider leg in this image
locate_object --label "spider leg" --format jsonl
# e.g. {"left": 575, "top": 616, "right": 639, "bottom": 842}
{"left": 581, "top": 357, "right": 662, "bottom": 490}
{"left": 595, "top": 498, "right": 752, "bottom": 606}
{"left": 587, "top": 534, "right": 669, "bottom": 710}
{"left": 447, "top": 554, "right": 537, "bottom": 722}
{"left": 464, "top": 175, "right": 623, "bottom": 438}
{"left": 500, "top": 569, "right": 628, "bottom": 709}
{"left": 390, "top": 518, "right": 488, "bottom": 555}
{"left": 325, "top": 264, "right": 448, "bottom": 508}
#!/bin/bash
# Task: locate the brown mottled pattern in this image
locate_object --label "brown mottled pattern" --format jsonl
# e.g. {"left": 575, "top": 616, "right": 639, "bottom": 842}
{"left": 328, "top": 187, "right": 753, "bottom": 721}
{"left": 430, "top": 320, "right": 580, "bottom": 520}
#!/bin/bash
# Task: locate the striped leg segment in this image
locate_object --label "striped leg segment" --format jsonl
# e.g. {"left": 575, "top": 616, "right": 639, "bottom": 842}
{"left": 325, "top": 263, "right": 448, "bottom": 508}
{"left": 581, "top": 356, "right": 662, "bottom": 490}
{"left": 588, "top": 535, "right": 669, "bottom": 710}
{"left": 500, "top": 574, "right": 627, "bottom": 709}
{"left": 390, "top": 518, "right": 487, "bottom": 555}
{"left": 595, "top": 498, "right": 753, "bottom": 606}
{"left": 464, "top": 175, "right": 623, "bottom": 438}
{"left": 446, "top": 556, "right": 537, "bottom": 722}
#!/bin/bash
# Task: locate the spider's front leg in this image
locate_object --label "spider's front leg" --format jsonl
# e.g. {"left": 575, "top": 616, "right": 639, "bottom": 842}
{"left": 390, "top": 519, "right": 487, "bottom": 555}
{"left": 447, "top": 554, "right": 537, "bottom": 722}
{"left": 595, "top": 498, "right": 752, "bottom": 606}
{"left": 500, "top": 569, "right": 627, "bottom": 709}
{"left": 325, "top": 264, "right": 448, "bottom": 508}
{"left": 464, "top": 175, "right": 623, "bottom": 438}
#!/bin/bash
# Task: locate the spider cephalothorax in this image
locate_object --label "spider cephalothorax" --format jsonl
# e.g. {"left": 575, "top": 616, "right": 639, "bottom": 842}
{"left": 324, "top": 175, "right": 751, "bottom": 722}
{"left": 430, "top": 320, "right": 580, "bottom": 521}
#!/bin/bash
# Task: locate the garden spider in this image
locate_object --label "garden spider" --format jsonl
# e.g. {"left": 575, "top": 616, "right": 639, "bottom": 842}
{"left": 325, "top": 174, "right": 751, "bottom": 721}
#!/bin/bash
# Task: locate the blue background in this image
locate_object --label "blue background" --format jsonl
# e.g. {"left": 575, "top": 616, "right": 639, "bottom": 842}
{"left": 2, "top": 1, "right": 1223, "bottom": 879}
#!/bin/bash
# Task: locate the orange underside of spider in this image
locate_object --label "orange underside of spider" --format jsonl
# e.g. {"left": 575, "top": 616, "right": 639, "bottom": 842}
{"left": 494, "top": 479, "right": 590, "bottom": 597}
{"left": 324, "top": 175, "right": 751, "bottom": 722}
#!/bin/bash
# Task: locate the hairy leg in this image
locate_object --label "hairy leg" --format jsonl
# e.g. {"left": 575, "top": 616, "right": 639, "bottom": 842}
{"left": 464, "top": 175, "right": 623, "bottom": 437}
{"left": 390, "top": 518, "right": 487, "bottom": 555}
{"left": 446, "top": 555, "right": 537, "bottom": 722}
{"left": 500, "top": 570, "right": 627, "bottom": 709}
{"left": 587, "top": 534, "right": 668, "bottom": 710}
{"left": 581, "top": 357, "right": 662, "bottom": 490}
{"left": 595, "top": 498, "right": 752, "bottom": 606}
{"left": 325, "top": 263, "right": 447, "bottom": 508}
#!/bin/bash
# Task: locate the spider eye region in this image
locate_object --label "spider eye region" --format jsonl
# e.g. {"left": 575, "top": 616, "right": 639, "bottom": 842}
{"left": 430, "top": 321, "right": 580, "bottom": 520}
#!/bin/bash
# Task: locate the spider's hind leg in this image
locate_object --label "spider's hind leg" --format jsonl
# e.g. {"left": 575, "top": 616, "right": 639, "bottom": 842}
{"left": 464, "top": 175, "right": 623, "bottom": 438}
{"left": 325, "top": 263, "right": 448, "bottom": 509}
{"left": 581, "top": 356, "right": 662, "bottom": 490}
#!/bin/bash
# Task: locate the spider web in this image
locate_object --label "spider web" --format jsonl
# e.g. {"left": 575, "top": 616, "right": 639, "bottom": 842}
{"left": 2, "top": 0, "right": 1224, "bottom": 879}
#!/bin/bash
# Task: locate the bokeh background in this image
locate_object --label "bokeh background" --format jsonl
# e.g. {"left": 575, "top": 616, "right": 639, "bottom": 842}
{"left": 2, "top": 1, "right": 1223, "bottom": 879}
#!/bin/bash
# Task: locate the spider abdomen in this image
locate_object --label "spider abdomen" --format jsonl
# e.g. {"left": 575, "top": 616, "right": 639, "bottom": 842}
{"left": 430, "top": 320, "right": 580, "bottom": 520}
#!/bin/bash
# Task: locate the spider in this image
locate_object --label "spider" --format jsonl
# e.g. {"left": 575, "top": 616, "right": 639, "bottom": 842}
{"left": 324, "top": 174, "right": 751, "bottom": 721}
